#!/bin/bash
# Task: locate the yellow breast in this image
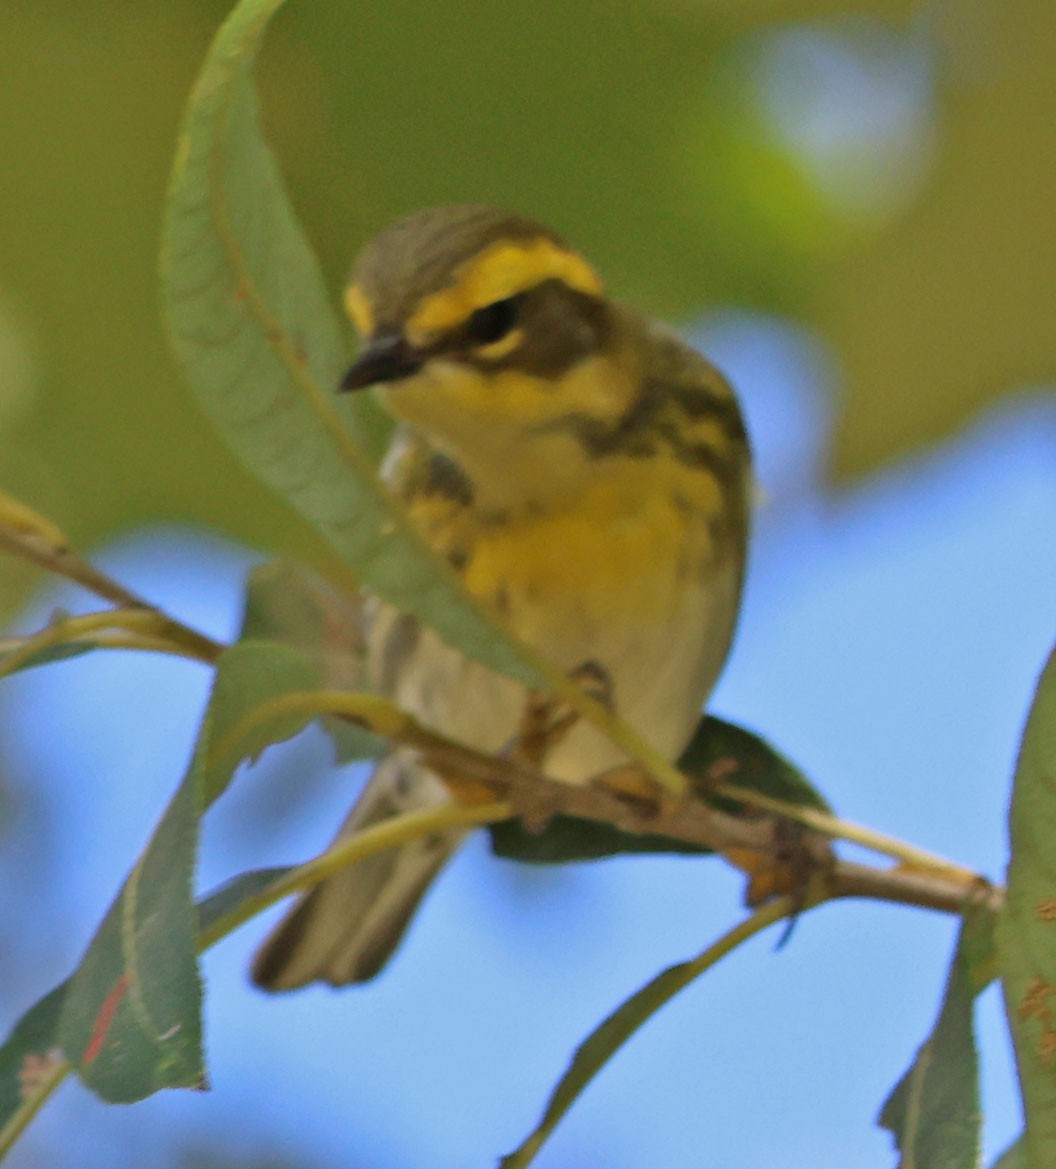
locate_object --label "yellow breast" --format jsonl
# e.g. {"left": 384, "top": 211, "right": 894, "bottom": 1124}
{"left": 462, "top": 454, "right": 722, "bottom": 622}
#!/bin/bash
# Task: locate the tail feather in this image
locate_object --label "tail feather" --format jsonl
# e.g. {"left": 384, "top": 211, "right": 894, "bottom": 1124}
{"left": 251, "top": 756, "right": 463, "bottom": 990}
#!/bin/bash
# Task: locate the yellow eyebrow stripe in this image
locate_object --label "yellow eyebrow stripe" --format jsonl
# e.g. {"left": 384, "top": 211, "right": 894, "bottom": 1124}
{"left": 407, "top": 238, "right": 603, "bottom": 341}
{"left": 343, "top": 284, "right": 375, "bottom": 338}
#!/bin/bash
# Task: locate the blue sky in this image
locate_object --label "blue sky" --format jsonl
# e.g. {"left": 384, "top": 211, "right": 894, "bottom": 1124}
{"left": 2, "top": 309, "right": 1052, "bottom": 1169}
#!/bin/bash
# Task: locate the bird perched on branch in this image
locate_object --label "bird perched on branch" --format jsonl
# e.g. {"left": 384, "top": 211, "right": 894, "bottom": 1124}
{"left": 252, "top": 204, "right": 751, "bottom": 990}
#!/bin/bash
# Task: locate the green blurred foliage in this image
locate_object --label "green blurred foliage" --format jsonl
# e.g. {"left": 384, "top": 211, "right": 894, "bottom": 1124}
{"left": 0, "top": 0, "right": 1052, "bottom": 615}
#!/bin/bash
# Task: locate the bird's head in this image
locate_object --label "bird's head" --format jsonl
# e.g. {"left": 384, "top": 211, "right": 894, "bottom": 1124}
{"left": 340, "top": 206, "right": 634, "bottom": 476}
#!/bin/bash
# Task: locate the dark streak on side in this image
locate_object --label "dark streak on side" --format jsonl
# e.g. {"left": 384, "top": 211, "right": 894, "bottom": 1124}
{"left": 423, "top": 452, "right": 475, "bottom": 507}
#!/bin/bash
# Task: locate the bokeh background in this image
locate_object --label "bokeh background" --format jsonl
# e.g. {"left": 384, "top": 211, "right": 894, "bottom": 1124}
{"left": 1, "top": 0, "right": 1054, "bottom": 1166}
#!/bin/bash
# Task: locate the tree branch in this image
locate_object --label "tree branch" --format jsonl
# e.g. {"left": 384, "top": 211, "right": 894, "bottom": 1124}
{"left": 219, "top": 689, "right": 996, "bottom": 918}
{"left": 831, "top": 859, "right": 1002, "bottom": 917}
{"left": 0, "top": 493, "right": 225, "bottom": 664}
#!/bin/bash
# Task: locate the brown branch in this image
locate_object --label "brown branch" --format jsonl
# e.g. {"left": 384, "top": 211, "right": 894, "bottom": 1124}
{"left": 0, "top": 509, "right": 225, "bottom": 665}
{"left": 831, "top": 859, "right": 1002, "bottom": 917}
{"left": 220, "top": 688, "right": 814, "bottom": 882}
{"left": 358, "top": 708, "right": 995, "bottom": 920}
{"left": 392, "top": 715, "right": 796, "bottom": 858}
{"left": 323, "top": 702, "right": 834, "bottom": 909}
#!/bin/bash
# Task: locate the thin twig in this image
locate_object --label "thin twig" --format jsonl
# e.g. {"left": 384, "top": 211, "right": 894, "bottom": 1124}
{"left": 214, "top": 688, "right": 995, "bottom": 916}
{"left": 0, "top": 498, "right": 225, "bottom": 664}
{"left": 212, "top": 689, "right": 803, "bottom": 861}
{"left": 199, "top": 799, "right": 514, "bottom": 950}
{"left": 831, "top": 859, "right": 1002, "bottom": 917}
{"left": 0, "top": 609, "right": 222, "bottom": 679}
{"left": 718, "top": 780, "right": 979, "bottom": 881}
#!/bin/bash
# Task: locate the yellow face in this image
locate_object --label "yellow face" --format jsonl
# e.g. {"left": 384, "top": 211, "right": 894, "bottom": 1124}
{"left": 340, "top": 218, "right": 633, "bottom": 476}
{"left": 381, "top": 353, "right": 634, "bottom": 479}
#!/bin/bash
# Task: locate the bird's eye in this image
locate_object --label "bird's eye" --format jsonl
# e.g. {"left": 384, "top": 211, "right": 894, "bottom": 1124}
{"left": 467, "top": 296, "right": 519, "bottom": 345}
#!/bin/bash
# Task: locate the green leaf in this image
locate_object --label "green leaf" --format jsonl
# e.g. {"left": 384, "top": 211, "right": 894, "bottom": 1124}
{"left": 0, "top": 863, "right": 299, "bottom": 1132}
{"left": 878, "top": 909, "right": 992, "bottom": 1169}
{"left": 160, "top": 0, "right": 544, "bottom": 693}
{"left": 0, "top": 983, "right": 68, "bottom": 1153}
{"left": 490, "top": 813, "right": 713, "bottom": 864}
{"left": 491, "top": 714, "right": 830, "bottom": 863}
{"left": 239, "top": 559, "right": 382, "bottom": 761}
{"left": 991, "top": 1138, "right": 1027, "bottom": 1169}
{"left": 501, "top": 903, "right": 787, "bottom": 1169}
{"left": 58, "top": 779, "right": 205, "bottom": 1101}
{"left": 998, "top": 644, "right": 1056, "bottom": 1169}
{"left": 0, "top": 865, "right": 296, "bottom": 1150}
{"left": 196, "top": 638, "right": 322, "bottom": 804}
{"left": 501, "top": 968, "right": 700, "bottom": 1169}
{"left": 679, "top": 714, "right": 831, "bottom": 813}
{"left": 57, "top": 639, "right": 323, "bottom": 1102}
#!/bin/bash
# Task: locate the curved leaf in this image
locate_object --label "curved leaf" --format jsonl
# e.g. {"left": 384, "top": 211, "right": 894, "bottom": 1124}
{"left": 0, "top": 638, "right": 94, "bottom": 677}
{"left": 160, "top": 0, "right": 542, "bottom": 690}
{"left": 501, "top": 902, "right": 789, "bottom": 1169}
{"left": 999, "top": 644, "right": 1056, "bottom": 1169}
{"left": 0, "top": 865, "right": 293, "bottom": 1152}
{"left": 878, "top": 910, "right": 991, "bottom": 1168}
{"left": 58, "top": 639, "right": 324, "bottom": 1102}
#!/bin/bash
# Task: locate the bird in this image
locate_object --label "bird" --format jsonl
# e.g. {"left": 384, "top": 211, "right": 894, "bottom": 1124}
{"left": 251, "top": 204, "right": 751, "bottom": 990}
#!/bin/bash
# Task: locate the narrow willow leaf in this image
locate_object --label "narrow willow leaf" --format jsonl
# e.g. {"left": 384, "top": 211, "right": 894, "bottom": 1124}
{"left": 501, "top": 905, "right": 786, "bottom": 1169}
{"left": 500, "top": 963, "right": 709, "bottom": 1169}
{"left": 998, "top": 645, "right": 1056, "bottom": 1169}
{"left": 878, "top": 910, "right": 991, "bottom": 1169}
{"left": 197, "top": 639, "right": 322, "bottom": 804}
{"left": 160, "top": 0, "right": 543, "bottom": 691}
{"left": 58, "top": 639, "right": 324, "bottom": 1102}
{"left": 0, "top": 490, "right": 69, "bottom": 552}
{"left": 491, "top": 714, "right": 830, "bottom": 863}
{"left": 161, "top": 0, "right": 714, "bottom": 805}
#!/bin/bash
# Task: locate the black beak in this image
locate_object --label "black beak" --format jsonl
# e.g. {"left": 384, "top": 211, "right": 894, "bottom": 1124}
{"left": 339, "top": 334, "right": 423, "bottom": 392}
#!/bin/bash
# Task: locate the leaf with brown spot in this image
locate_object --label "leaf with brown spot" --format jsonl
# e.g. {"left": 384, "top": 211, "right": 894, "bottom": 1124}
{"left": 878, "top": 908, "right": 993, "bottom": 1168}
{"left": 998, "top": 643, "right": 1056, "bottom": 1167}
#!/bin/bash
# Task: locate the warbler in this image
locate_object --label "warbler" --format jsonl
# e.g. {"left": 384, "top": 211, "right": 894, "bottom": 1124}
{"left": 252, "top": 204, "right": 751, "bottom": 990}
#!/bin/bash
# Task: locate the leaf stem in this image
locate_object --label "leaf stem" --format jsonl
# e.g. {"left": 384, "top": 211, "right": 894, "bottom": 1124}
{"left": 832, "top": 859, "right": 1001, "bottom": 917}
{"left": 211, "top": 688, "right": 992, "bottom": 908}
{"left": 0, "top": 610, "right": 221, "bottom": 682}
{"left": 0, "top": 493, "right": 225, "bottom": 666}
{"left": 718, "top": 780, "right": 978, "bottom": 880}
{"left": 198, "top": 799, "right": 513, "bottom": 950}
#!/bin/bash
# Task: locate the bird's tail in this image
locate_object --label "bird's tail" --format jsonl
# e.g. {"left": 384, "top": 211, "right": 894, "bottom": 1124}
{"left": 251, "top": 755, "right": 463, "bottom": 990}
